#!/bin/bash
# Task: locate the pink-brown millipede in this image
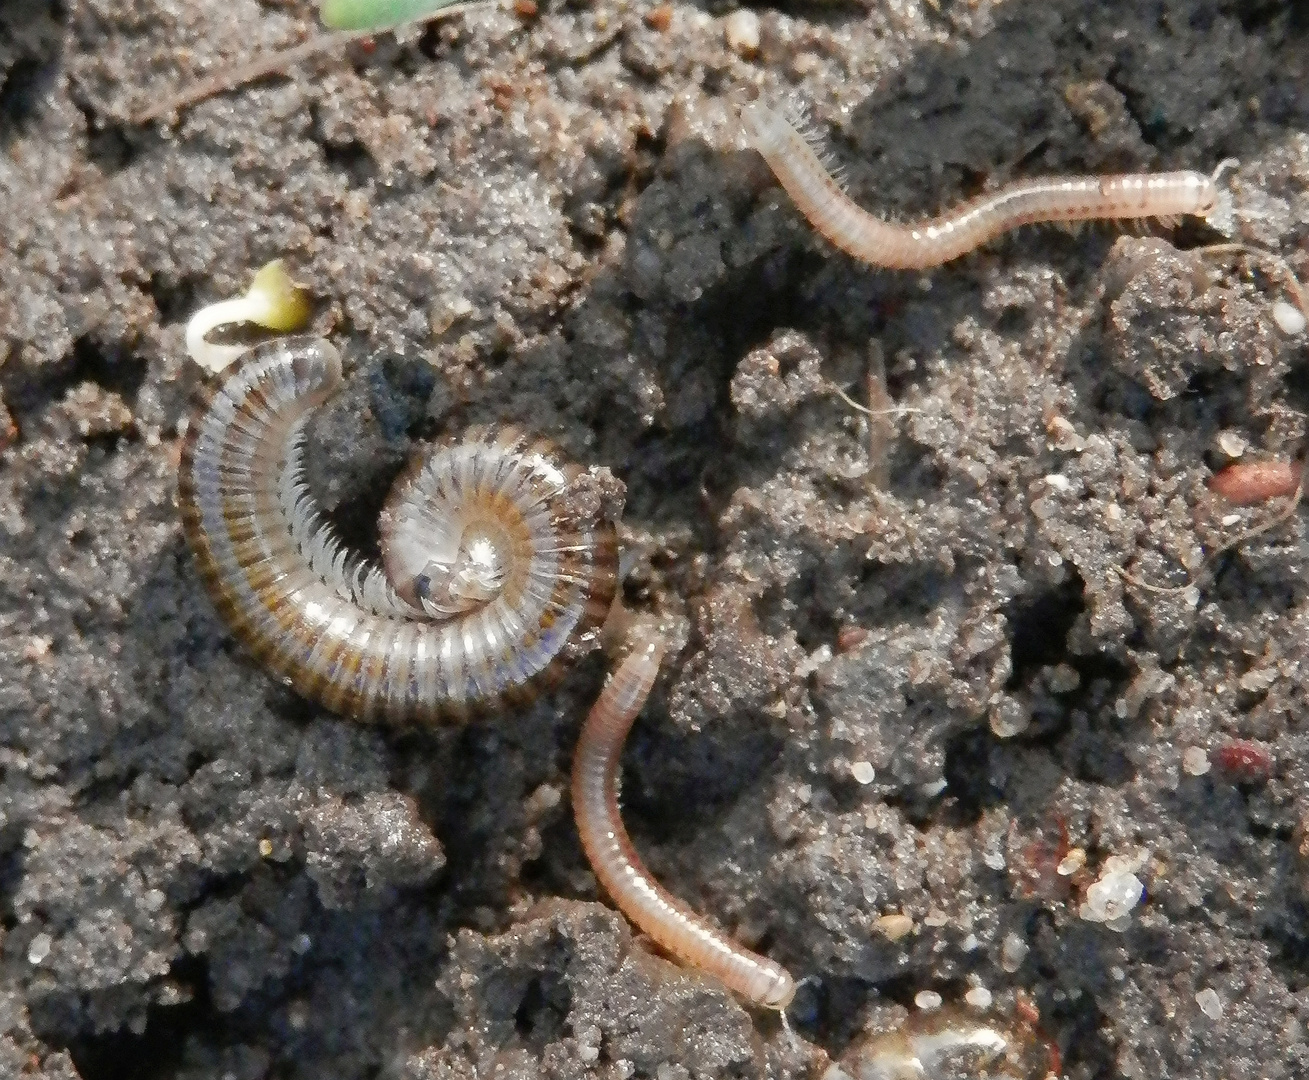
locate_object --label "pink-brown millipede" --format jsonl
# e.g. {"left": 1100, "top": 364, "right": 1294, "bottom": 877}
{"left": 572, "top": 629, "right": 798, "bottom": 1009}
{"left": 178, "top": 332, "right": 796, "bottom": 1007}
{"left": 741, "top": 102, "right": 1220, "bottom": 270}
{"left": 177, "top": 335, "right": 620, "bottom": 723}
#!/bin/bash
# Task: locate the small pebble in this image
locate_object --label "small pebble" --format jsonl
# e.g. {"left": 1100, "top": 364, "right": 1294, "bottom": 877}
{"left": 983, "top": 850, "right": 1006, "bottom": 871}
{"left": 1046, "top": 663, "right": 1080, "bottom": 693}
{"left": 1080, "top": 868, "right": 1145, "bottom": 927}
{"left": 1196, "top": 987, "right": 1224, "bottom": 1019}
{"left": 644, "top": 3, "right": 672, "bottom": 31}
{"left": 723, "top": 8, "right": 760, "bottom": 56}
{"left": 0, "top": 398, "right": 16, "bottom": 449}
{"left": 1272, "top": 300, "right": 1307, "bottom": 336}
{"left": 1182, "top": 746, "right": 1211, "bottom": 776}
{"left": 21, "top": 636, "right": 52, "bottom": 662}
{"left": 851, "top": 760, "right": 875, "bottom": 785}
{"left": 1056, "top": 847, "right": 1086, "bottom": 876}
{"left": 27, "top": 933, "right": 52, "bottom": 965}
{"left": 914, "top": 990, "right": 943, "bottom": 1011}
{"left": 1000, "top": 931, "right": 1028, "bottom": 972}
{"left": 990, "top": 697, "right": 1030, "bottom": 738}
{"left": 875, "top": 914, "right": 915, "bottom": 941}
{"left": 965, "top": 985, "right": 993, "bottom": 1010}
{"left": 1216, "top": 430, "right": 1247, "bottom": 458}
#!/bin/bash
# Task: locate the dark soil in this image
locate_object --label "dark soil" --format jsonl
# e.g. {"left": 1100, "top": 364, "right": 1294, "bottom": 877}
{"left": 2, "top": 0, "right": 1308, "bottom": 1076}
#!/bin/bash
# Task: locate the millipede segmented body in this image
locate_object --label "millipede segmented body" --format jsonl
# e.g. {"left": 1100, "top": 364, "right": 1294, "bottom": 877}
{"left": 178, "top": 331, "right": 796, "bottom": 1011}
{"left": 572, "top": 631, "right": 797, "bottom": 1009}
{"left": 741, "top": 102, "right": 1220, "bottom": 269}
{"left": 177, "top": 336, "right": 620, "bottom": 723}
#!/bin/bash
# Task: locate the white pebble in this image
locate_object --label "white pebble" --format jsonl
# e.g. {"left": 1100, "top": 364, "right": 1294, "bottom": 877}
{"left": 723, "top": 9, "right": 760, "bottom": 56}
{"left": 1056, "top": 847, "right": 1087, "bottom": 876}
{"left": 1272, "top": 300, "right": 1307, "bottom": 336}
{"left": 1079, "top": 869, "right": 1145, "bottom": 927}
{"left": 1216, "top": 430, "right": 1246, "bottom": 458}
{"left": 27, "top": 932, "right": 51, "bottom": 965}
{"left": 1195, "top": 987, "right": 1224, "bottom": 1019}
{"left": 965, "top": 985, "right": 993, "bottom": 1010}
{"left": 982, "top": 850, "right": 1006, "bottom": 871}
{"left": 851, "top": 760, "right": 875, "bottom": 785}
{"left": 1000, "top": 931, "right": 1028, "bottom": 973}
{"left": 1182, "top": 746, "right": 1211, "bottom": 776}
{"left": 914, "top": 990, "right": 943, "bottom": 1011}
{"left": 989, "top": 698, "right": 1030, "bottom": 738}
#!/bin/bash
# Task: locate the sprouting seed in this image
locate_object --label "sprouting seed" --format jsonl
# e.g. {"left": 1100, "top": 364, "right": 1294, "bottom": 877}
{"left": 184, "top": 259, "right": 313, "bottom": 373}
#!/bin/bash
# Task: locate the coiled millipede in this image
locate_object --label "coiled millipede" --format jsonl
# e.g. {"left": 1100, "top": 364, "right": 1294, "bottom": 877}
{"left": 177, "top": 332, "right": 797, "bottom": 1010}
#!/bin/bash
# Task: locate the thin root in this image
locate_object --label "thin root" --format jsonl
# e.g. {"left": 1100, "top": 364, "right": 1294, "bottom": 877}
{"left": 1116, "top": 475, "right": 1305, "bottom": 595}
{"left": 826, "top": 381, "right": 922, "bottom": 418}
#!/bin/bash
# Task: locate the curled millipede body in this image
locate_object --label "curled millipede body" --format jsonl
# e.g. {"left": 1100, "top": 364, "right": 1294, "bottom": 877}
{"left": 741, "top": 102, "right": 1219, "bottom": 270}
{"left": 180, "top": 331, "right": 793, "bottom": 1009}
{"left": 571, "top": 631, "right": 798, "bottom": 1010}
{"left": 177, "top": 336, "right": 620, "bottom": 723}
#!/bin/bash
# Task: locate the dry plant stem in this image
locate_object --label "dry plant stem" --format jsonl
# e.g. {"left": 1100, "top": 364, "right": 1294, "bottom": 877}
{"left": 740, "top": 103, "right": 1219, "bottom": 269}
{"left": 864, "top": 342, "right": 893, "bottom": 488}
{"left": 1116, "top": 477, "right": 1305, "bottom": 595}
{"left": 572, "top": 631, "right": 798, "bottom": 1010}
{"left": 134, "top": 3, "right": 481, "bottom": 123}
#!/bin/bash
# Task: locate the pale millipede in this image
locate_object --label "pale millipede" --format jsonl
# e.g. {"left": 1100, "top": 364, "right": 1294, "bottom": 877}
{"left": 571, "top": 630, "right": 798, "bottom": 1010}
{"left": 178, "top": 331, "right": 795, "bottom": 1008}
{"left": 740, "top": 102, "right": 1221, "bottom": 270}
{"left": 177, "top": 334, "right": 620, "bottom": 723}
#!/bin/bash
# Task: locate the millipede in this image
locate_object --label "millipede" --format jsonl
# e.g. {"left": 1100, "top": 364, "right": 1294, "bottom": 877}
{"left": 740, "top": 101, "right": 1224, "bottom": 270}
{"left": 177, "top": 335, "right": 621, "bottom": 723}
{"left": 178, "top": 330, "right": 797, "bottom": 1009}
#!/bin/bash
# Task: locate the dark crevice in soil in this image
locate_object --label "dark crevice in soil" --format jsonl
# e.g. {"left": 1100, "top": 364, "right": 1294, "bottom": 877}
{"left": 1005, "top": 574, "right": 1086, "bottom": 689}
{"left": 1, "top": 337, "right": 150, "bottom": 433}
{"left": 58, "top": 956, "right": 212, "bottom": 1080}
{"left": 940, "top": 725, "right": 1005, "bottom": 825}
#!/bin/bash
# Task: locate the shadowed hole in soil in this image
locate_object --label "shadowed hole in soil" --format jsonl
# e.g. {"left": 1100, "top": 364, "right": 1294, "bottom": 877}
{"left": 1004, "top": 574, "right": 1085, "bottom": 690}
{"left": 514, "top": 970, "right": 571, "bottom": 1055}
{"left": 786, "top": 973, "right": 871, "bottom": 1054}
{"left": 314, "top": 127, "right": 378, "bottom": 188}
{"left": 1267, "top": 897, "right": 1309, "bottom": 993}
{"left": 56, "top": 956, "right": 211, "bottom": 1080}
{"left": 624, "top": 710, "right": 786, "bottom": 845}
{"left": 145, "top": 272, "right": 201, "bottom": 326}
{"left": 0, "top": 57, "right": 47, "bottom": 135}
{"left": 939, "top": 725, "right": 1005, "bottom": 826}
{"left": 3, "top": 337, "right": 150, "bottom": 423}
